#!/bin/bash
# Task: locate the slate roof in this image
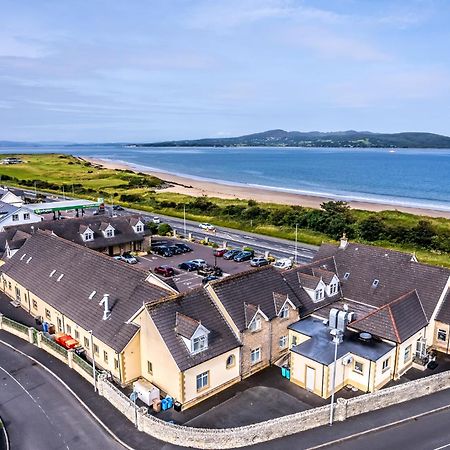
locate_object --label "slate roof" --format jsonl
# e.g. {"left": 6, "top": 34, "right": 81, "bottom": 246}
{"left": 146, "top": 289, "right": 240, "bottom": 371}
{"left": 273, "top": 292, "right": 288, "bottom": 315}
{"left": 0, "top": 231, "right": 170, "bottom": 352}
{"left": 244, "top": 303, "right": 259, "bottom": 327}
{"left": 209, "top": 265, "right": 302, "bottom": 332}
{"left": 350, "top": 290, "right": 428, "bottom": 343}
{"left": 436, "top": 291, "right": 450, "bottom": 324}
{"left": 0, "top": 201, "right": 18, "bottom": 216}
{"left": 175, "top": 312, "right": 200, "bottom": 339}
{"left": 4, "top": 214, "right": 146, "bottom": 251}
{"left": 312, "top": 242, "right": 450, "bottom": 319}
{"left": 297, "top": 272, "right": 321, "bottom": 290}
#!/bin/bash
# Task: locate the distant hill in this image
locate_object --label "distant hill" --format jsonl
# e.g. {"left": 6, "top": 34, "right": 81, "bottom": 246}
{"left": 137, "top": 129, "right": 450, "bottom": 149}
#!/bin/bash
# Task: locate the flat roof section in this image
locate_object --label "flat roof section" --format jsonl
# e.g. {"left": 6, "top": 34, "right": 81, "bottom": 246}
{"left": 31, "top": 199, "right": 101, "bottom": 214}
{"left": 290, "top": 317, "right": 394, "bottom": 365}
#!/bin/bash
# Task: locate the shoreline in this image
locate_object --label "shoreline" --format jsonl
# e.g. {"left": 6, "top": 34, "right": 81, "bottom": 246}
{"left": 84, "top": 157, "right": 450, "bottom": 219}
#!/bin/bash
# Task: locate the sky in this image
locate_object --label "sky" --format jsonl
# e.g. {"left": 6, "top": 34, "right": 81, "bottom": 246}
{"left": 1, "top": 0, "right": 450, "bottom": 142}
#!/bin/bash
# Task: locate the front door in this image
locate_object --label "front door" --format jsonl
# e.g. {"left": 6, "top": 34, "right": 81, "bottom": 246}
{"left": 306, "top": 366, "right": 315, "bottom": 392}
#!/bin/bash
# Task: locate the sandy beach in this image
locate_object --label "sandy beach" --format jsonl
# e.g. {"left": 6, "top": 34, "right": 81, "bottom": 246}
{"left": 84, "top": 157, "right": 450, "bottom": 219}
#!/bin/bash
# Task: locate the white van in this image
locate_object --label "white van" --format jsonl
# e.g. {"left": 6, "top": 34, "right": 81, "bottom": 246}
{"left": 273, "top": 258, "right": 293, "bottom": 270}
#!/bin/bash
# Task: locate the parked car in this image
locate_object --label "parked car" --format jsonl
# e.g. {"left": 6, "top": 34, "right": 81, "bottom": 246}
{"left": 197, "top": 265, "right": 223, "bottom": 277}
{"left": 189, "top": 259, "right": 207, "bottom": 268}
{"left": 178, "top": 261, "right": 198, "bottom": 271}
{"left": 213, "top": 248, "right": 228, "bottom": 257}
{"left": 250, "top": 257, "right": 269, "bottom": 267}
{"left": 273, "top": 258, "right": 293, "bottom": 269}
{"left": 121, "top": 252, "right": 138, "bottom": 264}
{"left": 174, "top": 243, "right": 192, "bottom": 253}
{"left": 153, "top": 246, "right": 174, "bottom": 257}
{"left": 234, "top": 251, "right": 253, "bottom": 262}
{"left": 167, "top": 245, "right": 184, "bottom": 255}
{"left": 201, "top": 275, "right": 219, "bottom": 285}
{"left": 112, "top": 205, "right": 124, "bottom": 211}
{"left": 152, "top": 216, "right": 161, "bottom": 224}
{"left": 223, "top": 249, "right": 241, "bottom": 260}
{"left": 154, "top": 265, "right": 175, "bottom": 277}
{"left": 199, "top": 223, "right": 215, "bottom": 231}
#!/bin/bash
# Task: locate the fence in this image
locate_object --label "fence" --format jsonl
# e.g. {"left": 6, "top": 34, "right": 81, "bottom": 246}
{"left": 0, "top": 315, "right": 29, "bottom": 339}
{"left": 40, "top": 333, "right": 69, "bottom": 361}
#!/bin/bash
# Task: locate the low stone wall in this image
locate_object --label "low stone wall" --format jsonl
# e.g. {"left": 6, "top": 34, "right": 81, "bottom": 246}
{"left": 40, "top": 337, "right": 69, "bottom": 364}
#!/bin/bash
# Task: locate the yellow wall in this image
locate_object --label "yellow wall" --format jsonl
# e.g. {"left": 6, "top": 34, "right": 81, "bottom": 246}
{"left": 121, "top": 331, "right": 141, "bottom": 384}
{"left": 183, "top": 348, "right": 240, "bottom": 406}
{"left": 373, "top": 347, "right": 397, "bottom": 390}
{"left": 290, "top": 351, "right": 325, "bottom": 397}
{"left": 433, "top": 321, "right": 450, "bottom": 353}
{"left": 288, "top": 329, "right": 310, "bottom": 348}
{"left": 395, "top": 330, "right": 424, "bottom": 377}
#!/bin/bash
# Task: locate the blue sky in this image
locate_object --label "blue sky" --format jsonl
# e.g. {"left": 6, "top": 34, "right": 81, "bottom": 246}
{"left": 1, "top": 0, "right": 450, "bottom": 142}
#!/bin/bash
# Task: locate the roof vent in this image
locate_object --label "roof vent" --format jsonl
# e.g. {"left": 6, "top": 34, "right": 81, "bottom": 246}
{"left": 343, "top": 272, "right": 350, "bottom": 280}
{"left": 99, "top": 293, "right": 111, "bottom": 320}
{"left": 26, "top": 256, "right": 32, "bottom": 264}
{"left": 20, "top": 253, "right": 26, "bottom": 261}
{"left": 57, "top": 273, "right": 64, "bottom": 282}
{"left": 49, "top": 269, "right": 56, "bottom": 277}
{"left": 89, "top": 290, "right": 97, "bottom": 300}
{"left": 372, "top": 279, "right": 379, "bottom": 288}
{"left": 359, "top": 332, "right": 372, "bottom": 342}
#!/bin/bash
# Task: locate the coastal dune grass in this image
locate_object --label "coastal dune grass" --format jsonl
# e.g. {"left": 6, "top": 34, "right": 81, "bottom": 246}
{"left": 1, "top": 153, "right": 449, "bottom": 267}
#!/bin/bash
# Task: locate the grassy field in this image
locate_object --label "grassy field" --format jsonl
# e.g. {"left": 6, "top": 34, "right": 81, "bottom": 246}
{"left": 1, "top": 153, "right": 449, "bottom": 268}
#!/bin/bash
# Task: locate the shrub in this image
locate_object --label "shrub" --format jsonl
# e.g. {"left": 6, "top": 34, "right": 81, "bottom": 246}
{"left": 157, "top": 223, "right": 173, "bottom": 236}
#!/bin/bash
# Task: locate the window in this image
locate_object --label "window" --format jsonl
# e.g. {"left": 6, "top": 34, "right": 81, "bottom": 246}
{"left": 32, "top": 299, "right": 38, "bottom": 310}
{"left": 84, "top": 232, "right": 94, "bottom": 241}
{"left": 8, "top": 281, "right": 11, "bottom": 290}
{"left": 104, "top": 351, "right": 109, "bottom": 364}
{"left": 12, "top": 214, "right": 19, "bottom": 221}
{"left": 114, "top": 359, "right": 119, "bottom": 370}
{"left": 343, "top": 272, "right": 350, "bottom": 280}
{"left": 94, "top": 343, "right": 99, "bottom": 355}
{"left": 382, "top": 358, "right": 390, "bottom": 372}
{"left": 372, "top": 279, "right": 380, "bottom": 288}
{"left": 329, "top": 283, "right": 339, "bottom": 295}
{"left": 250, "top": 348, "right": 261, "bottom": 365}
{"left": 226, "top": 354, "right": 235, "bottom": 369}
{"left": 404, "top": 345, "right": 412, "bottom": 363}
{"left": 136, "top": 225, "right": 143, "bottom": 233}
{"left": 106, "top": 228, "right": 114, "bottom": 238}
{"left": 84, "top": 337, "right": 90, "bottom": 348}
{"left": 279, "top": 305, "right": 289, "bottom": 319}
{"left": 315, "top": 288, "right": 324, "bottom": 301}
{"left": 192, "top": 334, "right": 208, "bottom": 353}
{"left": 279, "top": 335, "right": 288, "bottom": 349}
{"left": 147, "top": 361, "right": 153, "bottom": 375}
{"left": 45, "top": 309, "right": 51, "bottom": 320}
{"left": 249, "top": 316, "right": 261, "bottom": 332}
{"left": 66, "top": 324, "right": 71, "bottom": 335}
{"left": 437, "top": 329, "right": 447, "bottom": 342}
{"left": 23, "top": 213, "right": 30, "bottom": 220}
{"left": 292, "top": 335, "right": 298, "bottom": 347}
{"left": 196, "top": 371, "right": 209, "bottom": 391}
{"left": 353, "top": 360, "right": 364, "bottom": 374}
{"left": 57, "top": 317, "right": 63, "bottom": 332}
{"left": 75, "top": 330, "right": 80, "bottom": 339}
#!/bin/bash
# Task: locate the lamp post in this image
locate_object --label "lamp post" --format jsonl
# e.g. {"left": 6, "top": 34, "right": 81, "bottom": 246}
{"left": 294, "top": 223, "right": 298, "bottom": 265}
{"left": 183, "top": 205, "right": 187, "bottom": 237}
{"left": 89, "top": 330, "right": 97, "bottom": 392}
{"left": 329, "top": 328, "right": 342, "bottom": 426}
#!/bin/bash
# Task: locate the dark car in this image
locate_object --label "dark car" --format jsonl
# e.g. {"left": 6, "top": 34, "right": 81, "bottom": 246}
{"left": 197, "top": 265, "right": 223, "bottom": 277}
{"left": 153, "top": 246, "right": 174, "bottom": 257}
{"left": 167, "top": 245, "right": 184, "bottom": 255}
{"left": 213, "top": 248, "right": 228, "bottom": 257}
{"left": 112, "top": 205, "right": 124, "bottom": 211}
{"left": 178, "top": 261, "right": 198, "bottom": 271}
{"left": 174, "top": 243, "right": 192, "bottom": 253}
{"left": 201, "top": 275, "right": 219, "bottom": 285}
{"left": 250, "top": 257, "right": 269, "bottom": 267}
{"left": 154, "top": 265, "right": 175, "bottom": 277}
{"left": 223, "top": 249, "right": 241, "bottom": 260}
{"left": 234, "top": 251, "right": 253, "bottom": 262}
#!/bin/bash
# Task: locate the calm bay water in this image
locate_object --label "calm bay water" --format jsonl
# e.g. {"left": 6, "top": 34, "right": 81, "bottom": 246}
{"left": 1, "top": 145, "right": 449, "bottom": 212}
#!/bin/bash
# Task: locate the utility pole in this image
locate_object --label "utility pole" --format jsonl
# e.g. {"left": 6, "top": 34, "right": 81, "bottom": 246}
{"left": 34, "top": 181, "right": 37, "bottom": 197}
{"left": 62, "top": 185, "right": 65, "bottom": 200}
{"left": 294, "top": 223, "right": 298, "bottom": 265}
{"left": 183, "top": 204, "right": 187, "bottom": 237}
{"left": 89, "top": 330, "right": 97, "bottom": 392}
{"left": 329, "top": 328, "right": 342, "bottom": 426}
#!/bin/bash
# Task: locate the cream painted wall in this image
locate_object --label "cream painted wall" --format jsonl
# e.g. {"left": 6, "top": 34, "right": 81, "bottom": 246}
{"left": 288, "top": 330, "right": 310, "bottom": 348}
{"left": 290, "top": 352, "right": 325, "bottom": 397}
{"left": 374, "top": 347, "right": 397, "bottom": 389}
{"left": 396, "top": 330, "right": 425, "bottom": 377}
{"left": 433, "top": 321, "right": 450, "bottom": 353}
{"left": 183, "top": 347, "right": 240, "bottom": 405}
{"left": 121, "top": 331, "right": 141, "bottom": 384}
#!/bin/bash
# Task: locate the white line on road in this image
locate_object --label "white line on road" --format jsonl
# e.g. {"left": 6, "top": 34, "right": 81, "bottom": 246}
{"left": 434, "top": 444, "right": 450, "bottom": 450}
{"left": 0, "top": 364, "right": 70, "bottom": 450}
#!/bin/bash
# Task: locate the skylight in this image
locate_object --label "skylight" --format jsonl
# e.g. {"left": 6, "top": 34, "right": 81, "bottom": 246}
{"left": 20, "top": 253, "right": 26, "bottom": 261}
{"left": 26, "top": 256, "right": 32, "bottom": 264}
{"left": 372, "top": 279, "right": 380, "bottom": 288}
{"left": 49, "top": 269, "right": 56, "bottom": 277}
{"left": 57, "top": 274, "right": 64, "bottom": 282}
{"left": 89, "top": 290, "right": 97, "bottom": 300}
{"left": 343, "top": 272, "right": 350, "bottom": 280}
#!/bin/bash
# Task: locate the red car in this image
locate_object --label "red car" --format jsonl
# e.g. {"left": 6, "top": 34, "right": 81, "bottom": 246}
{"left": 213, "top": 248, "right": 228, "bottom": 257}
{"left": 154, "top": 265, "right": 175, "bottom": 277}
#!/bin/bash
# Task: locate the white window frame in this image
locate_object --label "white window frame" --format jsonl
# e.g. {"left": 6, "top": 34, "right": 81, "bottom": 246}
{"left": 279, "top": 335, "right": 288, "bottom": 349}
{"left": 315, "top": 288, "right": 324, "bottom": 301}
{"left": 196, "top": 371, "right": 209, "bottom": 391}
{"left": 404, "top": 344, "right": 412, "bottom": 363}
{"left": 23, "top": 213, "right": 30, "bottom": 220}
{"left": 279, "top": 305, "right": 289, "bottom": 319}
{"left": 12, "top": 213, "right": 19, "bottom": 222}
{"left": 136, "top": 224, "right": 143, "bottom": 233}
{"left": 437, "top": 329, "right": 447, "bottom": 342}
{"left": 353, "top": 360, "right": 364, "bottom": 374}
{"left": 329, "top": 283, "right": 338, "bottom": 295}
{"left": 106, "top": 228, "right": 114, "bottom": 238}
{"left": 382, "top": 357, "right": 390, "bottom": 372}
{"left": 192, "top": 334, "right": 207, "bottom": 353}
{"left": 249, "top": 316, "right": 261, "bottom": 332}
{"left": 250, "top": 347, "right": 261, "bottom": 364}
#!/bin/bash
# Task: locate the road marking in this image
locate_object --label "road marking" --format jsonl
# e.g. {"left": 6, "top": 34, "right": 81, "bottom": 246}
{"left": 0, "top": 364, "right": 70, "bottom": 450}
{"left": 307, "top": 402, "right": 450, "bottom": 449}
{"left": 435, "top": 444, "right": 450, "bottom": 450}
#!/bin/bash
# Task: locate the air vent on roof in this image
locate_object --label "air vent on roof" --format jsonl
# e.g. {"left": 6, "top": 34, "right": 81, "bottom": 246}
{"left": 20, "top": 253, "right": 26, "bottom": 261}
{"left": 343, "top": 272, "right": 350, "bottom": 280}
{"left": 359, "top": 332, "right": 372, "bottom": 343}
{"left": 50, "top": 269, "right": 56, "bottom": 277}
{"left": 57, "top": 274, "right": 64, "bottom": 282}
{"left": 89, "top": 290, "right": 97, "bottom": 300}
{"left": 26, "top": 257, "right": 32, "bottom": 264}
{"left": 372, "top": 279, "right": 379, "bottom": 288}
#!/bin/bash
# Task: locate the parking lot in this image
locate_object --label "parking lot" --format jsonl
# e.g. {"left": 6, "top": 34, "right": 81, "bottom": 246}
{"left": 135, "top": 237, "right": 259, "bottom": 291}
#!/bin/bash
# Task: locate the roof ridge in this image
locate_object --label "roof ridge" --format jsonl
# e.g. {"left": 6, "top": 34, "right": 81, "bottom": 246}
{"left": 387, "top": 305, "right": 401, "bottom": 342}
{"left": 212, "top": 264, "right": 273, "bottom": 285}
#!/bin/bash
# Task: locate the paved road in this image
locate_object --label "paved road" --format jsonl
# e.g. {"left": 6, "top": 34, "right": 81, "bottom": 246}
{"left": 0, "top": 341, "right": 124, "bottom": 450}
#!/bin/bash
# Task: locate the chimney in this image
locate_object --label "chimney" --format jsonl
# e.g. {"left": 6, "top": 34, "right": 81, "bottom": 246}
{"left": 99, "top": 293, "right": 111, "bottom": 320}
{"left": 339, "top": 233, "right": 348, "bottom": 249}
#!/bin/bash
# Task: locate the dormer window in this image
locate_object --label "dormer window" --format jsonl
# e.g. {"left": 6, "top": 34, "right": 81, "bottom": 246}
{"left": 134, "top": 223, "right": 144, "bottom": 233}
{"left": 329, "top": 282, "right": 339, "bottom": 295}
{"left": 106, "top": 229, "right": 113, "bottom": 237}
{"left": 249, "top": 316, "right": 261, "bottom": 332}
{"left": 192, "top": 334, "right": 208, "bottom": 353}
{"left": 279, "top": 305, "right": 289, "bottom": 319}
{"left": 315, "top": 288, "right": 324, "bottom": 301}
{"left": 81, "top": 227, "right": 94, "bottom": 242}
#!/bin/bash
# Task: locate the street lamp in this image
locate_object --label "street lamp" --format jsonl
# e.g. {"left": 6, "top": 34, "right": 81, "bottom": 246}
{"left": 329, "top": 328, "right": 342, "bottom": 426}
{"left": 88, "top": 330, "right": 97, "bottom": 392}
{"left": 183, "top": 205, "right": 187, "bottom": 237}
{"left": 294, "top": 223, "right": 298, "bottom": 265}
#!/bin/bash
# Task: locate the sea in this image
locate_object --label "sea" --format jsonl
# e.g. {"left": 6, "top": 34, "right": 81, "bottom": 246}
{"left": 0, "top": 145, "right": 449, "bottom": 213}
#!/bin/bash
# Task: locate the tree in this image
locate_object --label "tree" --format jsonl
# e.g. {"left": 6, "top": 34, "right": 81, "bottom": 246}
{"left": 157, "top": 223, "right": 173, "bottom": 236}
{"left": 358, "top": 216, "right": 386, "bottom": 241}
{"left": 410, "top": 220, "right": 435, "bottom": 247}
